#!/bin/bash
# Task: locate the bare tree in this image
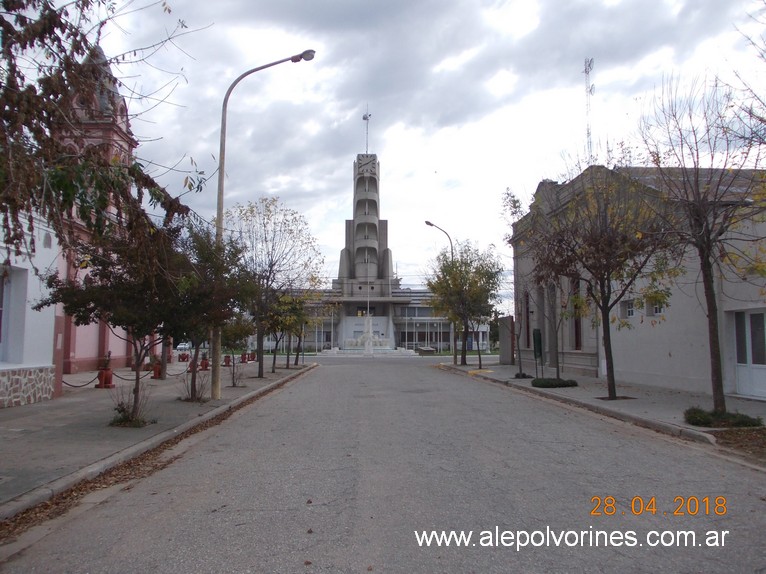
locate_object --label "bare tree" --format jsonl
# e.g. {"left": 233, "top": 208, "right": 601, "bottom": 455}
{"left": 639, "top": 77, "right": 766, "bottom": 413}
{"left": 734, "top": 0, "right": 766, "bottom": 146}
{"left": 226, "top": 197, "right": 324, "bottom": 377}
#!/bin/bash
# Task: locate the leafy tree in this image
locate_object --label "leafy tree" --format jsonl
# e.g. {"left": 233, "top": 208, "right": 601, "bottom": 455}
{"left": 1, "top": 0, "right": 194, "bottom": 259}
{"left": 286, "top": 292, "right": 318, "bottom": 367}
{"left": 225, "top": 197, "right": 324, "bottom": 378}
{"left": 262, "top": 292, "right": 309, "bottom": 373}
{"left": 427, "top": 241, "right": 503, "bottom": 366}
{"left": 221, "top": 312, "right": 254, "bottom": 387}
{"left": 518, "top": 165, "right": 679, "bottom": 400}
{"left": 35, "top": 226, "right": 183, "bottom": 422}
{"left": 164, "top": 224, "right": 245, "bottom": 400}
{"left": 639, "top": 77, "right": 766, "bottom": 413}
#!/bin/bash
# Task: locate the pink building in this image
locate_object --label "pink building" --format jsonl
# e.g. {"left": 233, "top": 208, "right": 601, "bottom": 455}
{"left": 1, "top": 48, "right": 137, "bottom": 407}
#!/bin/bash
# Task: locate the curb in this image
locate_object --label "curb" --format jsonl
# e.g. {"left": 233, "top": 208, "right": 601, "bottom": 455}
{"left": 0, "top": 364, "right": 316, "bottom": 522}
{"left": 438, "top": 365, "right": 717, "bottom": 446}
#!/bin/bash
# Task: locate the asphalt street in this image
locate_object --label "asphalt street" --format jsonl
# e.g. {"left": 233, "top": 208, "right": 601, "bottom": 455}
{"left": 1, "top": 357, "right": 764, "bottom": 573}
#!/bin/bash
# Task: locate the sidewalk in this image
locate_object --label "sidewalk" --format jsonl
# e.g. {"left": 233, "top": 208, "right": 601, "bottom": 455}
{"left": 440, "top": 360, "right": 766, "bottom": 448}
{"left": 0, "top": 359, "right": 314, "bottom": 522}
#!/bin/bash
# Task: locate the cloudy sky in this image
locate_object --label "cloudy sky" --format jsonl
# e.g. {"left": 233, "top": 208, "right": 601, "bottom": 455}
{"left": 100, "top": 0, "right": 763, "bottom": 309}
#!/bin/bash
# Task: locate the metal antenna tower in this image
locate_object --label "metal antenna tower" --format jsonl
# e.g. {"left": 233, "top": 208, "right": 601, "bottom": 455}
{"left": 362, "top": 105, "right": 372, "bottom": 153}
{"left": 583, "top": 58, "right": 595, "bottom": 162}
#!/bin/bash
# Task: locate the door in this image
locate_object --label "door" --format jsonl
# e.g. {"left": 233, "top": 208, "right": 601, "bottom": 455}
{"left": 735, "top": 311, "right": 766, "bottom": 398}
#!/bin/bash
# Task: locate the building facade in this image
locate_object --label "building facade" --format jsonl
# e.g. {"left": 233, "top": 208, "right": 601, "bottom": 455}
{"left": 1, "top": 47, "right": 136, "bottom": 408}
{"left": 293, "top": 152, "right": 488, "bottom": 354}
{"left": 511, "top": 166, "right": 766, "bottom": 399}
{"left": 55, "top": 47, "right": 135, "bottom": 376}
{"left": 0, "top": 219, "right": 60, "bottom": 407}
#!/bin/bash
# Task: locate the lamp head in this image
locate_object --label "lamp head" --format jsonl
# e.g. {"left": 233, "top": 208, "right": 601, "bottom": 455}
{"left": 292, "top": 49, "right": 316, "bottom": 62}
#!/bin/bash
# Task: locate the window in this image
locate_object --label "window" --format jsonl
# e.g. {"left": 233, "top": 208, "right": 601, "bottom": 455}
{"left": 0, "top": 275, "right": 4, "bottom": 343}
{"left": 735, "top": 311, "right": 766, "bottom": 366}
{"left": 646, "top": 300, "right": 664, "bottom": 317}
{"left": 1, "top": 268, "right": 28, "bottom": 363}
{"left": 751, "top": 313, "right": 765, "bottom": 366}
{"left": 735, "top": 312, "right": 747, "bottom": 364}
{"left": 621, "top": 300, "right": 634, "bottom": 319}
{"left": 402, "top": 307, "right": 422, "bottom": 318}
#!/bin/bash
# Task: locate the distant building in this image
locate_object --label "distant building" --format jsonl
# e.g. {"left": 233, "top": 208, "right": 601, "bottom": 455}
{"left": 283, "top": 152, "right": 489, "bottom": 354}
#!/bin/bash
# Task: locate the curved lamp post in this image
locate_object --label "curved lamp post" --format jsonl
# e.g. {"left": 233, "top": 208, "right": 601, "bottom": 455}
{"left": 425, "top": 220, "right": 453, "bottom": 261}
{"left": 211, "top": 49, "right": 315, "bottom": 399}
{"left": 425, "top": 220, "right": 457, "bottom": 365}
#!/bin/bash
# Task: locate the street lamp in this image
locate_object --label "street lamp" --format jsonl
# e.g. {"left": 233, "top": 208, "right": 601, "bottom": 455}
{"left": 425, "top": 220, "right": 457, "bottom": 365}
{"left": 425, "top": 220, "right": 453, "bottom": 261}
{"left": 211, "top": 49, "right": 315, "bottom": 399}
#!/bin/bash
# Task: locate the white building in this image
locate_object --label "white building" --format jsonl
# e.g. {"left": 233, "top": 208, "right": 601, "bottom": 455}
{"left": 1, "top": 47, "right": 145, "bottom": 408}
{"left": 1, "top": 219, "right": 60, "bottom": 406}
{"left": 511, "top": 166, "right": 766, "bottom": 399}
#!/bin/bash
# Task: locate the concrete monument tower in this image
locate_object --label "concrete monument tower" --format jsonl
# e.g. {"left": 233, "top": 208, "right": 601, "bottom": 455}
{"left": 332, "top": 152, "right": 403, "bottom": 350}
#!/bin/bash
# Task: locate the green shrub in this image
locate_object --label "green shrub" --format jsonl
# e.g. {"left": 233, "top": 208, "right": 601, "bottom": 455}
{"left": 684, "top": 406, "right": 762, "bottom": 428}
{"left": 109, "top": 402, "right": 148, "bottom": 427}
{"left": 531, "top": 378, "right": 578, "bottom": 388}
{"left": 684, "top": 406, "right": 713, "bottom": 427}
{"left": 720, "top": 412, "right": 763, "bottom": 428}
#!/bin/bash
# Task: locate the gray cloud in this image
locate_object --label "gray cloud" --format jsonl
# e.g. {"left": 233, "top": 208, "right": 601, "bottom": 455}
{"left": 103, "top": 0, "right": 756, "bottom": 287}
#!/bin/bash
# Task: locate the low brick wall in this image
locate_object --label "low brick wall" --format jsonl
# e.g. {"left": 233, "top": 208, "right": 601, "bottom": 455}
{"left": 0, "top": 366, "right": 55, "bottom": 408}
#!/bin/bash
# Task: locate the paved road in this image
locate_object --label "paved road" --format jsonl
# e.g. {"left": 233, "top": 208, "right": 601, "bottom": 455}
{"left": 2, "top": 357, "right": 764, "bottom": 573}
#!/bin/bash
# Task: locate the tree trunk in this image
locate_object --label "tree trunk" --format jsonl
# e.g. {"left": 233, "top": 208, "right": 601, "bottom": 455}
{"left": 190, "top": 345, "right": 200, "bottom": 401}
{"left": 599, "top": 301, "right": 617, "bottom": 400}
{"left": 453, "top": 327, "right": 458, "bottom": 366}
{"left": 294, "top": 334, "right": 302, "bottom": 366}
{"left": 211, "top": 327, "right": 222, "bottom": 400}
{"left": 285, "top": 333, "right": 292, "bottom": 369}
{"left": 548, "top": 285, "right": 561, "bottom": 380}
{"left": 131, "top": 344, "right": 146, "bottom": 421}
{"left": 698, "top": 245, "right": 727, "bottom": 414}
{"left": 160, "top": 338, "right": 168, "bottom": 380}
{"left": 477, "top": 328, "right": 483, "bottom": 369}
{"left": 271, "top": 335, "right": 282, "bottom": 374}
{"left": 461, "top": 320, "right": 469, "bottom": 365}
{"left": 256, "top": 329, "right": 265, "bottom": 378}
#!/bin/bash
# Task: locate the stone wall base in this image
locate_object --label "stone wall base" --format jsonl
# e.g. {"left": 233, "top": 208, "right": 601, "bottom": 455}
{"left": 0, "top": 366, "right": 55, "bottom": 408}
